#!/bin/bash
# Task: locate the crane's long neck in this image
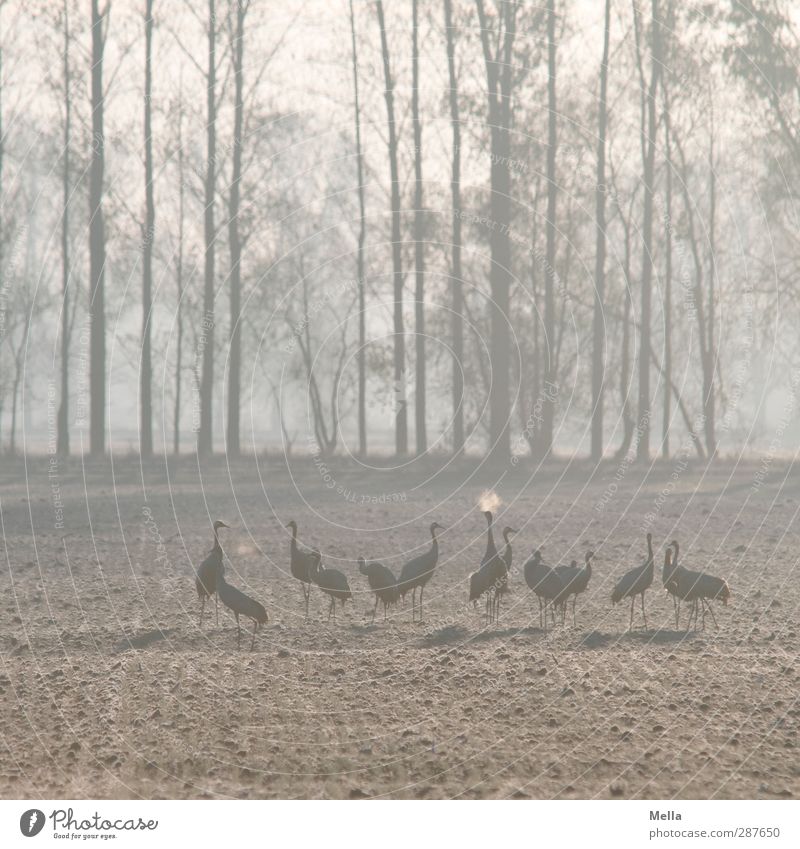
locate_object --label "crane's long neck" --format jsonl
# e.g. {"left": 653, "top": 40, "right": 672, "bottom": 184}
{"left": 213, "top": 529, "right": 222, "bottom": 554}
{"left": 584, "top": 555, "right": 592, "bottom": 580}
{"left": 290, "top": 524, "right": 298, "bottom": 553}
{"left": 486, "top": 515, "right": 496, "bottom": 553}
{"left": 431, "top": 527, "right": 439, "bottom": 558}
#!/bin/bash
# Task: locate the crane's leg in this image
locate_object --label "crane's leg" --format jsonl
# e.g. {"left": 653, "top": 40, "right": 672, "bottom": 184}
{"left": 412, "top": 588, "right": 417, "bottom": 621}
{"left": 573, "top": 596, "right": 577, "bottom": 627}
{"left": 235, "top": 612, "right": 241, "bottom": 649}
{"left": 641, "top": 591, "right": 648, "bottom": 631}
{"left": 701, "top": 600, "right": 706, "bottom": 631}
{"left": 304, "top": 583, "right": 310, "bottom": 620}
{"left": 199, "top": 596, "right": 205, "bottom": 629}
{"left": 372, "top": 595, "right": 379, "bottom": 623}
{"left": 419, "top": 586, "right": 424, "bottom": 621}
{"left": 215, "top": 594, "right": 219, "bottom": 627}
{"left": 250, "top": 621, "right": 258, "bottom": 651}
{"left": 709, "top": 600, "right": 718, "bottom": 629}
{"left": 629, "top": 596, "right": 635, "bottom": 630}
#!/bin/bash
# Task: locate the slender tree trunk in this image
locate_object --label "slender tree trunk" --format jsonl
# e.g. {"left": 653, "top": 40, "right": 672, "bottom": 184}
{"left": 349, "top": 0, "right": 367, "bottom": 457}
{"left": 541, "top": 0, "right": 558, "bottom": 457}
{"left": 57, "top": 0, "right": 71, "bottom": 457}
{"left": 376, "top": 0, "right": 407, "bottom": 456}
{"left": 635, "top": 0, "right": 662, "bottom": 462}
{"left": 198, "top": 0, "right": 217, "bottom": 458}
{"left": 174, "top": 86, "right": 185, "bottom": 456}
{"left": 89, "top": 0, "right": 107, "bottom": 457}
{"left": 443, "top": 0, "right": 463, "bottom": 455}
{"left": 140, "top": 0, "right": 154, "bottom": 459}
{"left": 704, "top": 113, "right": 717, "bottom": 456}
{"left": 476, "top": 0, "right": 516, "bottom": 463}
{"left": 412, "top": 0, "right": 426, "bottom": 454}
{"left": 662, "top": 87, "right": 673, "bottom": 459}
{"left": 590, "top": 0, "right": 611, "bottom": 462}
{"left": 227, "top": 0, "right": 246, "bottom": 458}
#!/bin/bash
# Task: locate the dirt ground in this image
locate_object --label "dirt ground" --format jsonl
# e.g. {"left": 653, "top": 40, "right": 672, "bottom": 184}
{"left": 1, "top": 454, "right": 798, "bottom": 799}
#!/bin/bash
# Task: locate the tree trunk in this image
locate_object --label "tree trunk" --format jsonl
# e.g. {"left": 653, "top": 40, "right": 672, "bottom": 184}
{"left": 140, "top": 0, "right": 154, "bottom": 459}
{"left": 476, "top": 0, "right": 516, "bottom": 463}
{"left": 635, "top": 0, "right": 662, "bottom": 462}
{"left": 198, "top": 0, "right": 217, "bottom": 458}
{"left": 227, "top": 0, "right": 246, "bottom": 458}
{"left": 376, "top": 0, "right": 407, "bottom": 456}
{"left": 443, "top": 0, "right": 463, "bottom": 455}
{"left": 662, "top": 85, "right": 672, "bottom": 459}
{"left": 57, "top": 0, "right": 71, "bottom": 457}
{"left": 703, "top": 117, "right": 717, "bottom": 457}
{"left": 590, "top": 0, "right": 611, "bottom": 462}
{"left": 173, "top": 79, "right": 186, "bottom": 456}
{"left": 541, "top": 0, "right": 558, "bottom": 457}
{"left": 349, "top": 0, "right": 367, "bottom": 457}
{"left": 89, "top": 0, "right": 108, "bottom": 457}
{"left": 412, "top": 0, "right": 426, "bottom": 455}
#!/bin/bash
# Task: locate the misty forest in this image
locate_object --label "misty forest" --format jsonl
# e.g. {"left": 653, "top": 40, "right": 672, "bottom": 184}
{"left": 1, "top": 0, "right": 798, "bottom": 463}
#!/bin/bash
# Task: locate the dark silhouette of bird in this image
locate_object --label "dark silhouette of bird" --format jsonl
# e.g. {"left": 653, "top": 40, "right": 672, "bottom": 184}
{"left": 398, "top": 522, "right": 445, "bottom": 621}
{"left": 196, "top": 520, "right": 228, "bottom": 628}
{"left": 215, "top": 564, "right": 268, "bottom": 650}
{"left": 555, "top": 550, "right": 594, "bottom": 626}
{"left": 287, "top": 519, "right": 317, "bottom": 619}
{"left": 523, "top": 549, "right": 565, "bottom": 632}
{"left": 493, "top": 526, "right": 517, "bottom": 622}
{"left": 469, "top": 512, "right": 505, "bottom": 623}
{"left": 358, "top": 557, "right": 400, "bottom": 622}
{"left": 663, "top": 539, "right": 682, "bottom": 627}
{"left": 310, "top": 550, "right": 352, "bottom": 621}
{"left": 611, "top": 532, "right": 655, "bottom": 630}
{"left": 664, "top": 542, "right": 730, "bottom": 630}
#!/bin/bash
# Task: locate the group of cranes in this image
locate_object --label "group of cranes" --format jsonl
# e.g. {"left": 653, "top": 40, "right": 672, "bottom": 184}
{"left": 193, "top": 513, "right": 732, "bottom": 649}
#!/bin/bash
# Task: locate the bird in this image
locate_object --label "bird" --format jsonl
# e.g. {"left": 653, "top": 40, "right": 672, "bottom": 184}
{"left": 611, "top": 532, "right": 655, "bottom": 630}
{"left": 664, "top": 543, "right": 730, "bottom": 630}
{"left": 196, "top": 520, "right": 228, "bottom": 628}
{"left": 358, "top": 557, "right": 400, "bottom": 622}
{"left": 554, "top": 550, "right": 594, "bottom": 626}
{"left": 310, "top": 550, "right": 352, "bottom": 621}
{"left": 469, "top": 512, "right": 505, "bottom": 624}
{"left": 493, "top": 526, "right": 517, "bottom": 622}
{"left": 398, "top": 522, "right": 445, "bottom": 621}
{"left": 215, "top": 563, "right": 268, "bottom": 650}
{"left": 287, "top": 519, "right": 317, "bottom": 619}
{"left": 663, "top": 539, "right": 682, "bottom": 627}
{"left": 523, "top": 549, "right": 565, "bottom": 632}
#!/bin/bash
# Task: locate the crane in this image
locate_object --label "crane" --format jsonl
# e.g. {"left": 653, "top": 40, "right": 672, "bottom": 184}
{"left": 523, "top": 549, "right": 565, "bottom": 632}
{"left": 611, "top": 533, "right": 655, "bottom": 630}
{"left": 310, "top": 551, "right": 352, "bottom": 621}
{"left": 215, "top": 564, "right": 268, "bottom": 650}
{"left": 358, "top": 557, "right": 400, "bottom": 622}
{"left": 286, "top": 519, "right": 317, "bottom": 619}
{"left": 196, "top": 520, "right": 228, "bottom": 628}
{"left": 554, "top": 550, "right": 594, "bottom": 626}
{"left": 398, "top": 522, "right": 445, "bottom": 621}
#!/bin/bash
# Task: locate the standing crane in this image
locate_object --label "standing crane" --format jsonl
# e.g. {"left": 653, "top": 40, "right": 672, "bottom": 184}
{"left": 493, "top": 526, "right": 517, "bottom": 622}
{"left": 215, "top": 563, "right": 268, "bottom": 650}
{"left": 663, "top": 539, "right": 682, "bottom": 627}
{"left": 358, "top": 557, "right": 400, "bottom": 622}
{"left": 554, "top": 550, "right": 594, "bottom": 626}
{"left": 611, "top": 532, "right": 655, "bottom": 630}
{"left": 469, "top": 511, "right": 504, "bottom": 623}
{"left": 310, "top": 551, "right": 352, "bottom": 621}
{"left": 287, "top": 519, "right": 317, "bottom": 619}
{"left": 523, "top": 549, "right": 565, "bottom": 632}
{"left": 398, "top": 522, "right": 445, "bottom": 621}
{"left": 196, "top": 520, "right": 229, "bottom": 628}
{"left": 663, "top": 543, "right": 730, "bottom": 630}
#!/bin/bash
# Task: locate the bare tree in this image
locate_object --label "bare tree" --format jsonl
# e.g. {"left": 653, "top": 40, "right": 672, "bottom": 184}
{"left": 226, "top": 0, "right": 248, "bottom": 457}
{"left": 475, "top": 0, "right": 516, "bottom": 462}
{"left": 376, "top": 0, "right": 407, "bottom": 456}
{"left": 173, "top": 86, "right": 186, "bottom": 456}
{"left": 539, "top": 0, "right": 558, "bottom": 457}
{"left": 198, "top": 0, "right": 218, "bottom": 458}
{"left": 590, "top": 0, "right": 611, "bottom": 462}
{"left": 349, "top": 0, "right": 367, "bottom": 456}
{"left": 140, "top": 0, "right": 155, "bottom": 458}
{"left": 56, "top": 0, "right": 73, "bottom": 457}
{"left": 89, "top": 0, "right": 109, "bottom": 457}
{"left": 412, "top": 0, "right": 426, "bottom": 454}
{"left": 443, "top": 0, "right": 463, "bottom": 454}
{"left": 632, "top": 0, "right": 662, "bottom": 462}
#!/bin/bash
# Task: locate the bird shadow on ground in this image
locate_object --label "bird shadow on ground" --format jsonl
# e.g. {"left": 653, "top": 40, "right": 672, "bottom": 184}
{"left": 578, "top": 629, "right": 696, "bottom": 649}
{"left": 468, "top": 626, "right": 543, "bottom": 643}
{"left": 113, "top": 628, "right": 177, "bottom": 653}
{"left": 419, "top": 625, "right": 471, "bottom": 646}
